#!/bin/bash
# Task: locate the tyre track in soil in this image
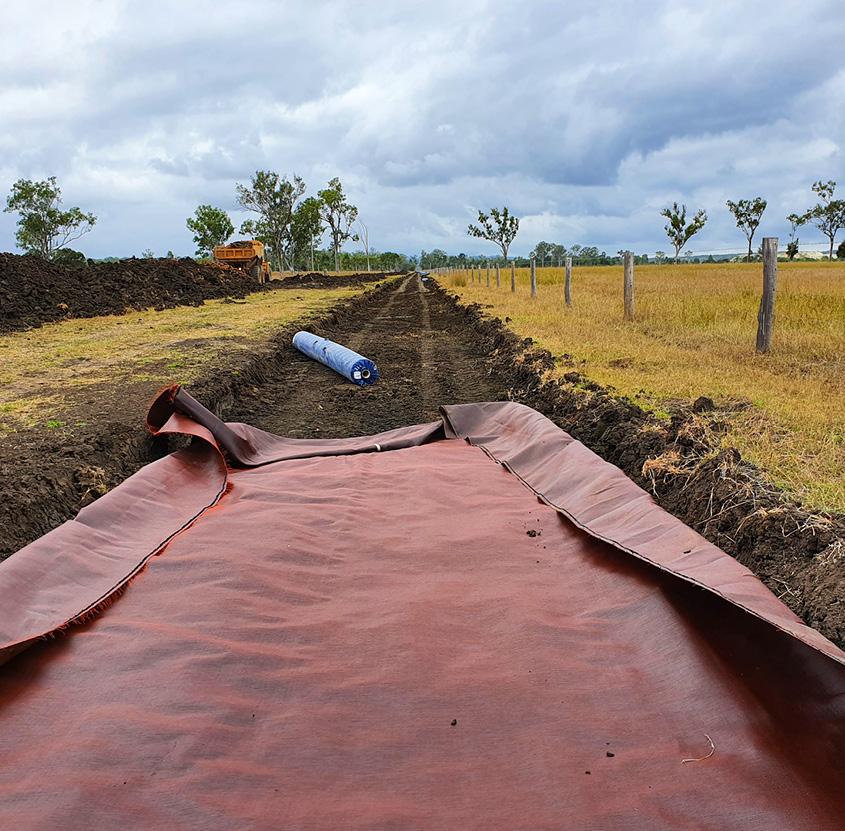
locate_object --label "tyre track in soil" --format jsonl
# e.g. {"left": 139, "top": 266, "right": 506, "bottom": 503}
{"left": 228, "top": 274, "right": 507, "bottom": 436}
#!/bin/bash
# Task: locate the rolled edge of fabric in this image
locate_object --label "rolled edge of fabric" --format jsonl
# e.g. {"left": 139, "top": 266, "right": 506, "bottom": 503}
{"left": 292, "top": 331, "right": 379, "bottom": 386}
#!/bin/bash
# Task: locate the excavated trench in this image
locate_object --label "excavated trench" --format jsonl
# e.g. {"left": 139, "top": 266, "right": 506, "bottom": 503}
{"left": 3, "top": 273, "right": 843, "bottom": 646}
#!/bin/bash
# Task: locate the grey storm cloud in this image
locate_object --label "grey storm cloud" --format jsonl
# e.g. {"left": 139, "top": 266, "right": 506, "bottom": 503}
{"left": 0, "top": 0, "right": 843, "bottom": 258}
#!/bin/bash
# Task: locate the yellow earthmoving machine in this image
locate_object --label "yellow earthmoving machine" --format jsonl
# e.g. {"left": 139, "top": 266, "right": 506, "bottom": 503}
{"left": 213, "top": 240, "right": 271, "bottom": 283}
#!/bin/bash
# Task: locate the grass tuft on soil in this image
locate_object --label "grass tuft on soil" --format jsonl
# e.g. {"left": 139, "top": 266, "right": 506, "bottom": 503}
{"left": 443, "top": 261, "right": 845, "bottom": 513}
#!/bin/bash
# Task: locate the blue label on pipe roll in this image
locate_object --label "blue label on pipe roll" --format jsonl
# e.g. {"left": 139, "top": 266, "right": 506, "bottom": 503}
{"left": 292, "top": 331, "right": 380, "bottom": 386}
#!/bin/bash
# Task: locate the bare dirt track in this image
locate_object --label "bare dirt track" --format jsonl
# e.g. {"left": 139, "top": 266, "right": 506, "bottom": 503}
{"left": 3, "top": 273, "right": 843, "bottom": 648}
{"left": 230, "top": 274, "right": 506, "bottom": 437}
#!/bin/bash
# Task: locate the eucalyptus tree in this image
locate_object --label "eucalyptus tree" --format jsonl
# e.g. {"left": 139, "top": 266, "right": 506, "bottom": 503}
{"left": 318, "top": 177, "right": 358, "bottom": 271}
{"left": 531, "top": 240, "right": 553, "bottom": 266}
{"left": 186, "top": 205, "right": 234, "bottom": 258}
{"left": 726, "top": 197, "right": 767, "bottom": 262}
{"left": 4, "top": 176, "right": 96, "bottom": 259}
{"left": 551, "top": 243, "right": 567, "bottom": 266}
{"left": 786, "top": 213, "right": 803, "bottom": 260}
{"left": 291, "top": 197, "right": 324, "bottom": 271}
{"left": 236, "top": 170, "right": 305, "bottom": 270}
{"left": 660, "top": 202, "right": 707, "bottom": 263}
{"left": 800, "top": 180, "right": 845, "bottom": 260}
{"left": 467, "top": 206, "right": 519, "bottom": 261}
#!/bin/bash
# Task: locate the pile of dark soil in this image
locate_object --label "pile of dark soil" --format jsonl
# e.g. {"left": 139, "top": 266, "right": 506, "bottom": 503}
{"left": 0, "top": 254, "right": 260, "bottom": 333}
{"left": 271, "top": 271, "right": 403, "bottom": 290}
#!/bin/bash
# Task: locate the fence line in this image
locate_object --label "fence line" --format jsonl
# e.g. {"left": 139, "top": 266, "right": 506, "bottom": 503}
{"left": 431, "top": 256, "right": 783, "bottom": 355}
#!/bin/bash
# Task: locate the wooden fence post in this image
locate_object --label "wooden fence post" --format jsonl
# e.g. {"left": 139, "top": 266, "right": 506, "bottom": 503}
{"left": 511, "top": 261, "right": 516, "bottom": 292}
{"left": 756, "top": 237, "right": 778, "bottom": 353}
{"left": 486, "top": 261, "right": 491, "bottom": 288}
{"left": 496, "top": 264, "right": 501, "bottom": 288}
{"left": 530, "top": 256, "right": 537, "bottom": 297}
{"left": 623, "top": 252, "right": 635, "bottom": 321}
{"left": 564, "top": 257, "right": 572, "bottom": 307}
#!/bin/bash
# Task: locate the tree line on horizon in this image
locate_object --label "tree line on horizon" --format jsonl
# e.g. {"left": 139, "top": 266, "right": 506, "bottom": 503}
{"left": 2, "top": 175, "right": 844, "bottom": 269}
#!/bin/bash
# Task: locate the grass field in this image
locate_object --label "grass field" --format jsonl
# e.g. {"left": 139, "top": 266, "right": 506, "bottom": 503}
{"left": 444, "top": 261, "right": 845, "bottom": 513}
{"left": 0, "top": 284, "right": 365, "bottom": 437}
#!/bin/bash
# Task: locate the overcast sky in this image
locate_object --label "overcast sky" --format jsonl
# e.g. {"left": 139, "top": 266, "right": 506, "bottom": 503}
{"left": 1, "top": 0, "right": 843, "bottom": 258}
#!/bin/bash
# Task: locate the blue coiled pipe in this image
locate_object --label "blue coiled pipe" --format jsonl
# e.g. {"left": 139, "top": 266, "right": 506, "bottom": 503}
{"left": 292, "top": 331, "right": 380, "bottom": 386}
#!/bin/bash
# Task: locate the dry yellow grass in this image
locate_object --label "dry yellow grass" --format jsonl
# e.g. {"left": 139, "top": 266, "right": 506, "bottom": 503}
{"left": 444, "top": 261, "right": 845, "bottom": 513}
{"left": 0, "top": 285, "right": 365, "bottom": 436}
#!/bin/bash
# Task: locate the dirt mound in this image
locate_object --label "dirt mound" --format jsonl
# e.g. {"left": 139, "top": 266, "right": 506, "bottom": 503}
{"left": 0, "top": 253, "right": 260, "bottom": 333}
{"left": 270, "top": 271, "right": 404, "bottom": 290}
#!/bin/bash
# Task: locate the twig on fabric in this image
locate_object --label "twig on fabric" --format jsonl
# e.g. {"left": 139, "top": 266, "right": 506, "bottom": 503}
{"left": 682, "top": 734, "right": 716, "bottom": 764}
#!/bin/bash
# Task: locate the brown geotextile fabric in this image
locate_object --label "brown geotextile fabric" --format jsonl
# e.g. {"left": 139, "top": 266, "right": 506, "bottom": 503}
{"left": 0, "top": 387, "right": 843, "bottom": 829}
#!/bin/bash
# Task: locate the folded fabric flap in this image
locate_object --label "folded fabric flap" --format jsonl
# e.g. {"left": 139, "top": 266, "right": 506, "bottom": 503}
{"left": 0, "top": 386, "right": 445, "bottom": 665}
{"left": 0, "top": 438, "right": 228, "bottom": 665}
{"left": 157, "top": 384, "right": 445, "bottom": 467}
{"left": 440, "top": 400, "right": 845, "bottom": 668}
{"left": 3, "top": 390, "right": 842, "bottom": 675}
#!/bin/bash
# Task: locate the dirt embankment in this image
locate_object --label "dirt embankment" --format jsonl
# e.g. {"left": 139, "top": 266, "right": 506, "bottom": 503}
{"left": 271, "top": 271, "right": 405, "bottom": 290}
{"left": 0, "top": 254, "right": 406, "bottom": 333}
{"left": 0, "top": 254, "right": 260, "bottom": 333}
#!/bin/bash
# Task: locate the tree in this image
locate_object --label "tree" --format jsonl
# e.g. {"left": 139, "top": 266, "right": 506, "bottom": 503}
{"left": 140, "top": 248, "right": 155, "bottom": 259}
{"left": 236, "top": 170, "right": 305, "bottom": 271}
{"left": 550, "top": 243, "right": 567, "bottom": 266}
{"left": 467, "top": 206, "right": 519, "bottom": 261}
{"left": 290, "top": 197, "right": 324, "bottom": 271}
{"left": 726, "top": 197, "right": 767, "bottom": 262}
{"left": 786, "top": 213, "right": 803, "bottom": 260}
{"left": 52, "top": 248, "right": 87, "bottom": 268}
{"left": 425, "top": 249, "right": 449, "bottom": 268}
{"left": 4, "top": 176, "right": 96, "bottom": 259}
{"left": 186, "top": 204, "right": 234, "bottom": 258}
{"left": 801, "top": 180, "right": 845, "bottom": 260}
{"left": 660, "top": 202, "right": 707, "bottom": 263}
{"left": 837, "top": 240, "right": 845, "bottom": 260}
{"left": 531, "top": 240, "right": 553, "bottom": 266}
{"left": 318, "top": 177, "right": 358, "bottom": 271}
{"left": 654, "top": 251, "right": 667, "bottom": 264}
